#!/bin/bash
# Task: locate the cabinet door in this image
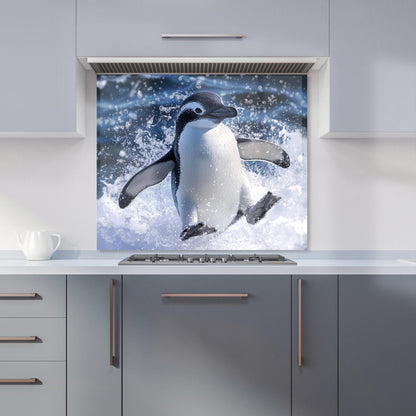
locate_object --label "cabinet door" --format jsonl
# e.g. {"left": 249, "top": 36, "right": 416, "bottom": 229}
{"left": 339, "top": 275, "right": 416, "bottom": 416}
{"left": 77, "top": 0, "right": 328, "bottom": 57}
{"left": 0, "top": 0, "right": 78, "bottom": 136}
{"left": 124, "top": 275, "right": 291, "bottom": 416}
{"left": 67, "top": 275, "right": 121, "bottom": 416}
{"left": 329, "top": 0, "right": 416, "bottom": 136}
{"left": 292, "top": 276, "right": 337, "bottom": 416}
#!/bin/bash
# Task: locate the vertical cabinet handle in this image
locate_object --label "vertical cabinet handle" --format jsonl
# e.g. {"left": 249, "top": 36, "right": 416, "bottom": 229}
{"left": 109, "top": 279, "right": 115, "bottom": 367}
{"left": 297, "top": 279, "right": 303, "bottom": 367}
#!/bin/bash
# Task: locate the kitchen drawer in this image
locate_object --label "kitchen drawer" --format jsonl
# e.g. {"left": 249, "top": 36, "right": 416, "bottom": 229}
{"left": 0, "top": 362, "right": 65, "bottom": 416}
{"left": 0, "top": 275, "right": 65, "bottom": 317}
{"left": 0, "top": 318, "right": 65, "bottom": 361}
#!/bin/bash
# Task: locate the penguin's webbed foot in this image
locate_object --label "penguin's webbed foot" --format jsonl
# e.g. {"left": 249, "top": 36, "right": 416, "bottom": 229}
{"left": 180, "top": 222, "right": 217, "bottom": 241}
{"left": 245, "top": 192, "right": 281, "bottom": 225}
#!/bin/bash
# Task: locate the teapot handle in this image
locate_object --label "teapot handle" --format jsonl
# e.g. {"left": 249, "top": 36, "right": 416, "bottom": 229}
{"left": 51, "top": 234, "right": 61, "bottom": 253}
{"left": 15, "top": 231, "right": 23, "bottom": 248}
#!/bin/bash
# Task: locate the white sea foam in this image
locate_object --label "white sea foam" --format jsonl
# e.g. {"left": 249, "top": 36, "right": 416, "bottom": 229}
{"left": 97, "top": 130, "right": 307, "bottom": 250}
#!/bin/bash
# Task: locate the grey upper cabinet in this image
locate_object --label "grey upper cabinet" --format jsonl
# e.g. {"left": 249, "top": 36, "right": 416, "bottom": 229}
{"left": 123, "top": 275, "right": 291, "bottom": 416}
{"left": 339, "top": 275, "right": 416, "bottom": 416}
{"left": 67, "top": 275, "right": 121, "bottom": 416}
{"left": 292, "top": 276, "right": 337, "bottom": 416}
{"left": 0, "top": 0, "right": 84, "bottom": 138}
{"left": 77, "top": 0, "right": 329, "bottom": 57}
{"left": 328, "top": 0, "right": 416, "bottom": 137}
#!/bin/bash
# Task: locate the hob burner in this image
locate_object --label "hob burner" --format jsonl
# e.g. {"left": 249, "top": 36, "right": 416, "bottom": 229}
{"left": 119, "top": 254, "right": 296, "bottom": 265}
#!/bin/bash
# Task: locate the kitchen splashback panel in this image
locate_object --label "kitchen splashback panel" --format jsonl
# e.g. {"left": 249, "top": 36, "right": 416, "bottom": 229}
{"left": 97, "top": 74, "right": 307, "bottom": 250}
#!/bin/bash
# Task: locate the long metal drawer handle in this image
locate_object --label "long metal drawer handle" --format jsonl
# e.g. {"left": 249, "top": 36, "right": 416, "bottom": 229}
{"left": 162, "top": 34, "right": 243, "bottom": 39}
{"left": 298, "top": 279, "right": 303, "bottom": 367}
{"left": 0, "top": 378, "right": 40, "bottom": 385}
{"left": 0, "top": 293, "right": 38, "bottom": 299}
{"left": 0, "top": 336, "right": 39, "bottom": 342}
{"left": 110, "top": 279, "right": 115, "bottom": 367}
{"left": 161, "top": 293, "right": 248, "bottom": 298}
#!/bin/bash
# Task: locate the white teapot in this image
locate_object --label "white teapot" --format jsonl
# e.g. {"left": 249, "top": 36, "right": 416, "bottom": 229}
{"left": 16, "top": 230, "right": 61, "bottom": 260}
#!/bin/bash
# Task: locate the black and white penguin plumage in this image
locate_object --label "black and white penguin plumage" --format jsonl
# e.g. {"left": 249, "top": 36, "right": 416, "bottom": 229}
{"left": 119, "top": 91, "right": 290, "bottom": 240}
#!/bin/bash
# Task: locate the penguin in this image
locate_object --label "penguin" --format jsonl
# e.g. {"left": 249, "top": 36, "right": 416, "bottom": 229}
{"left": 119, "top": 91, "right": 290, "bottom": 241}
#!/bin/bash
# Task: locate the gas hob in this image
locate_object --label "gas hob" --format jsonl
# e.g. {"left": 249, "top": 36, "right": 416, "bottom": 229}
{"left": 119, "top": 254, "right": 297, "bottom": 265}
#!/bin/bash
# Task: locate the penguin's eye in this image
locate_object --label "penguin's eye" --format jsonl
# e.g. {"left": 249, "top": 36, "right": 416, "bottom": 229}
{"left": 195, "top": 107, "right": 203, "bottom": 114}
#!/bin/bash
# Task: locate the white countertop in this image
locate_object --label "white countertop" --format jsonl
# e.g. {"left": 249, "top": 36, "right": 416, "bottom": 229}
{"left": 0, "top": 256, "right": 414, "bottom": 275}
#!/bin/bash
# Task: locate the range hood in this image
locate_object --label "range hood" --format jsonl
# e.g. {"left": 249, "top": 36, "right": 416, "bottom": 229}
{"left": 86, "top": 57, "right": 323, "bottom": 74}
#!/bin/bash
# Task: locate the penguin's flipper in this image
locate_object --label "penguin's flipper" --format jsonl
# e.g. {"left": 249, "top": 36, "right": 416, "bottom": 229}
{"left": 119, "top": 150, "right": 175, "bottom": 208}
{"left": 245, "top": 192, "right": 281, "bottom": 225}
{"left": 236, "top": 138, "right": 290, "bottom": 168}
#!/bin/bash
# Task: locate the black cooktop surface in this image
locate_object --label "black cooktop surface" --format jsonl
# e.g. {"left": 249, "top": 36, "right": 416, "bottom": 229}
{"left": 119, "top": 254, "right": 297, "bottom": 265}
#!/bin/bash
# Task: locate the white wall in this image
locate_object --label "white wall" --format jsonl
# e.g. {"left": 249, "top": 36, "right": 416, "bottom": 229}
{"left": 0, "top": 70, "right": 97, "bottom": 251}
{"left": 0, "top": 69, "right": 415, "bottom": 250}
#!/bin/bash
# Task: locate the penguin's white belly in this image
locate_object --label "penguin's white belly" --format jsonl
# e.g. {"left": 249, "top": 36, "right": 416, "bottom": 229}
{"left": 177, "top": 123, "right": 243, "bottom": 231}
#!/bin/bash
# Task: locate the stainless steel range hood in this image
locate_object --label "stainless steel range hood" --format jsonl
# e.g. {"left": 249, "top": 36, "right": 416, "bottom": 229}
{"left": 86, "top": 57, "right": 322, "bottom": 74}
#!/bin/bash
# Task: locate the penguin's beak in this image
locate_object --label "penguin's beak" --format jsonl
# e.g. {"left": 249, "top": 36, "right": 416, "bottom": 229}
{"left": 208, "top": 106, "right": 238, "bottom": 120}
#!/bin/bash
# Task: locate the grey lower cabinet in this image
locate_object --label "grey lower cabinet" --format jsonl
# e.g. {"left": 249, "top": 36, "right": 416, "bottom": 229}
{"left": 123, "top": 275, "right": 292, "bottom": 416}
{"left": 71, "top": 273, "right": 416, "bottom": 416}
{"left": 292, "top": 276, "right": 338, "bottom": 416}
{"left": 339, "top": 275, "right": 416, "bottom": 416}
{"left": 67, "top": 275, "right": 122, "bottom": 416}
{"left": 0, "top": 274, "right": 66, "bottom": 416}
